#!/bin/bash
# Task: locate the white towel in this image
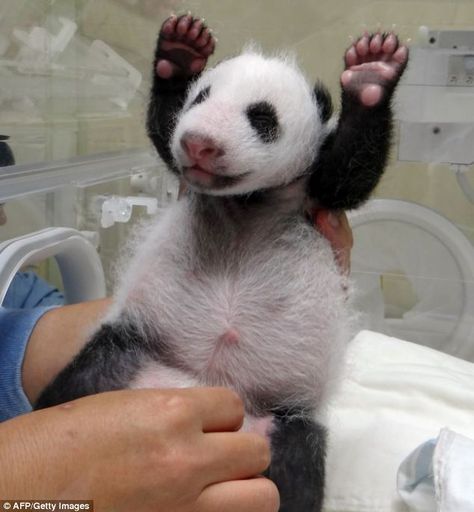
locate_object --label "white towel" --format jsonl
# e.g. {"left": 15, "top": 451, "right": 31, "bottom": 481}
{"left": 324, "top": 330, "right": 474, "bottom": 512}
{"left": 398, "top": 428, "right": 474, "bottom": 512}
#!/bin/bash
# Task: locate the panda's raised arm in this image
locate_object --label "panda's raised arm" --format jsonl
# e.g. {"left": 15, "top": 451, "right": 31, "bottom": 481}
{"left": 147, "top": 15, "right": 216, "bottom": 172}
{"left": 307, "top": 88, "right": 393, "bottom": 210}
{"left": 308, "top": 32, "right": 408, "bottom": 210}
{"left": 147, "top": 74, "right": 190, "bottom": 172}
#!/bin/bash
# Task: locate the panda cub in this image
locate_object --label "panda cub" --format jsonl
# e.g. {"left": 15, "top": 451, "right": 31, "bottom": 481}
{"left": 36, "top": 14, "right": 408, "bottom": 512}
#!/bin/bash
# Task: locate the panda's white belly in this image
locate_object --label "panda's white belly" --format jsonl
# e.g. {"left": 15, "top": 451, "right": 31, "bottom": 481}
{"left": 111, "top": 199, "right": 353, "bottom": 412}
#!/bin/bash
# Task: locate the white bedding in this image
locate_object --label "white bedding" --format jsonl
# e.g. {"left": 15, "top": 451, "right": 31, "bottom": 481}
{"left": 324, "top": 330, "right": 474, "bottom": 512}
{"left": 398, "top": 428, "right": 474, "bottom": 512}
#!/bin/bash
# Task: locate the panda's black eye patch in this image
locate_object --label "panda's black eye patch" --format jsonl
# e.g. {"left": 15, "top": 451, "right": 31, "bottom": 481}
{"left": 189, "top": 86, "right": 211, "bottom": 108}
{"left": 246, "top": 101, "right": 280, "bottom": 143}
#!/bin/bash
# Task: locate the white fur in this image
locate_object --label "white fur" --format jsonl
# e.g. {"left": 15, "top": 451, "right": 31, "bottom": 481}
{"left": 105, "top": 52, "right": 356, "bottom": 416}
{"left": 171, "top": 51, "right": 327, "bottom": 195}
{"left": 108, "top": 196, "right": 355, "bottom": 413}
{"left": 130, "top": 361, "right": 198, "bottom": 389}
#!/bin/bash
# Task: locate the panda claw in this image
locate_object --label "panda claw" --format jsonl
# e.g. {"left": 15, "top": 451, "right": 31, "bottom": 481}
{"left": 177, "top": 14, "right": 193, "bottom": 35}
{"left": 394, "top": 45, "right": 409, "bottom": 64}
{"left": 161, "top": 14, "right": 178, "bottom": 35}
{"left": 187, "top": 18, "right": 204, "bottom": 41}
{"left": 195, "top": 27, "right": 212, "bottom": 48}
{"left": 355, "top": 34, "right": 370, "bottom": 56}
{"left": 369, "top": 33, "right": 383, "bottom": 54}
{"left": 382, "top": 32, "right": 398, "bottom": 54}
{"left": 200, "top": 37, "right": 216, "bottom": 57}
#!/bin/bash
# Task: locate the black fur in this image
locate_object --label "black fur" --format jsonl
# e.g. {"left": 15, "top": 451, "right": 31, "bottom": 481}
{"left": 308, "top": 89, "right": 393, "bottom": 210}
{"left": 35, "top": 322, "right": 168, "bottom": 409}
{"left": 0, "top": 135, "right": 15, "bottom": 167}
{"left": 146, "top": 16, "right": 203, "bottom": 175}
{"left": 266, "top": 415, "right": 327, "bottom": 512}
{"left": 189, "top": 85, "right": 211, "bottom": 108}
{"left": 308, "top": 33, "right": 408, "bottom": 210}
{"left": 246, "top": 101, "right": 281, "bottom": 143}
{"left": 313, "top": 82, "right": 333, "bottom": 124}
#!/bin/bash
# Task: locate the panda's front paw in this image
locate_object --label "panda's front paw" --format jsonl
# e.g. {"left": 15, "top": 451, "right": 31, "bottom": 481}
{"left": 341, "top": 32, "right": 408, "bottom": 107}
{"left": 155, "top": 14, "right": 216, "bottom": 80}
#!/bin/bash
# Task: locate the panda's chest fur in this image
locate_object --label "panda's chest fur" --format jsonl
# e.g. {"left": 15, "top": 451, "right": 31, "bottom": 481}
{"left": 114, "top": 190, "right": 353, "bottom": 412}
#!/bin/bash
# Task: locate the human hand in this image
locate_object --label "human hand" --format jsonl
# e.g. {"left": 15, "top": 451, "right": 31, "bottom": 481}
{"left": 0, "top": 387, "right": 278, "bottom": 512}
{"left": 312, "top": 209, "right": 354, "bottom": 273}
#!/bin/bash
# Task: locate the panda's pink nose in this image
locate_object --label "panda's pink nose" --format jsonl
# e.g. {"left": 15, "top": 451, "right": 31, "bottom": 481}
{"left": 181, "top": 133, "right": 224, "bottom": 164}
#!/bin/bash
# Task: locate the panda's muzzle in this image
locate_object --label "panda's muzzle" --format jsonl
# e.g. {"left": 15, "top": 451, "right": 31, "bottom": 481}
{"left": 180, "top": 132, "right": 225, "bottom": 169}
{"left": 179, "top": 132, "right": 250, "bottom": 190}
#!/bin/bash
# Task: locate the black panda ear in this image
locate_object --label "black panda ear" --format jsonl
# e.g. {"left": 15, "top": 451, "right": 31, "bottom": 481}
{"left": 313, "top": 82, "right": 333, "bottom": 124}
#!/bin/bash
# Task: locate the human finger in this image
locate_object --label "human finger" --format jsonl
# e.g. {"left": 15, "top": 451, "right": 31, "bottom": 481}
{"left": 313, "top": 209, "right": 353, "bottom": 273}
{"left": 200, "top": 432, "right": 271, "bottom": 483}
{"left": 196, "top": 477, "right": 280, "bottom": 512}
{"left": 184, "top": 387, "right": 245, "bottom": 432}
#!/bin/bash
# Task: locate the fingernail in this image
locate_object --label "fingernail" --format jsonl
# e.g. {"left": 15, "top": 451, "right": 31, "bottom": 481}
{"left": 328, "top": 212, "right": 340, "bottom": 229}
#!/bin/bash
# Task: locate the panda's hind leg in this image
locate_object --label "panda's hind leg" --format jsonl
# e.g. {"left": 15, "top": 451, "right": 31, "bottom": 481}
{"left": 266, "top": 415, "right": 327, "bottom": 512}
{"left": 342, "top": 32, "right": 409, "bottom": 107}
{"left": 156, "top": 14, "right": 216, "bottom": 80}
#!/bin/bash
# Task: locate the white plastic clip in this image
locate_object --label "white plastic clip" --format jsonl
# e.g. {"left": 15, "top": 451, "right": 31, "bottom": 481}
{"left": 98, "top": 195, "right": 159, "bottom": 228}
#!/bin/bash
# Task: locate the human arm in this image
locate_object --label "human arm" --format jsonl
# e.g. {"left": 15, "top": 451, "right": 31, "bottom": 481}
{"left": 21, "top": 298, "right": 111, "bottom": 405}
{"left": 3, "top": 271, "right": 65, "bottom": 309}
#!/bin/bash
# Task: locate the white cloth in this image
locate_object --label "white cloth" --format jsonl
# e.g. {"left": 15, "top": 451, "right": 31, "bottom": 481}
{"left": 324, "top": 330, "right": 474, "bottom": 512}
{"left": 398, "top": 428, "right": 474, "bottom": 512}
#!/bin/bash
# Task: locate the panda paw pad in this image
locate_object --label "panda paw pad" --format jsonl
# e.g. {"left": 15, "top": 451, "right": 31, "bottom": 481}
{"left": 156, "top": 14, "right": 216, "bottom": 79}
{"left": 341, "top": 32, "right": 409, "bottom": 107}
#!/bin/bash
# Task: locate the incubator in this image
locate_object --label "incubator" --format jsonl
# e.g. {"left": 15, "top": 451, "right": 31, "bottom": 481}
{"left": 1, "top": 3, "right": 472, "bottom": 360}
{"left": 0, "top": 2, "right": 473, "bottom": 511}
{"left": 0, "top": 0, "right": 179, "bottom": 302}
{"left": 350, "top": 26, "right": 474, "bottom": 361}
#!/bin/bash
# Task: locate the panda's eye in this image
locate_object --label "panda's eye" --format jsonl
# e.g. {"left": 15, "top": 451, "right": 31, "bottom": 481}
{"left": 190, "top": 86, "right": 211, "bottom": 108}
{"left": 246, "top": 101, "right": 280, "bottom": 143}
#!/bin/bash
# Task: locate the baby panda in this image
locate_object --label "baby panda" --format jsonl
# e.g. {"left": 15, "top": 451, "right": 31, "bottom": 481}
{"left": 36, "top": 14, "right": 408, "bottom": 512}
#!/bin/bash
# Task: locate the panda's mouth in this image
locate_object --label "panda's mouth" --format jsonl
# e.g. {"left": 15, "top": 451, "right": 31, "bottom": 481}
{"left": 183, "top": 165, "right": 220, "bottom": 188}
{"left": 185, "top": 164, "right": 217, "bottom": 179}
{"left": 183, "top": 165, "right": 249, "bottom": 190}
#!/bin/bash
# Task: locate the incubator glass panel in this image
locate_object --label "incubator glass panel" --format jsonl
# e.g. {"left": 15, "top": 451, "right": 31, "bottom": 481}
{"left": 0, "top": 145, "right": 178, "bottom": 307}
{"left": 0, "top": 0, "right": 180, "bottom": 165}
{"left": 0, "top": 0, "right": 473, "bottom": 355}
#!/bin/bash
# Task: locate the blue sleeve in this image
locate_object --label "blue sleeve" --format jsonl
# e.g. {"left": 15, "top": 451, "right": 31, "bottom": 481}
{"left": 3, "top": 271, "right": 65, "bottom": 309}
{"left": 0, "top": 306, "right": 57, "bottom": 421}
